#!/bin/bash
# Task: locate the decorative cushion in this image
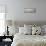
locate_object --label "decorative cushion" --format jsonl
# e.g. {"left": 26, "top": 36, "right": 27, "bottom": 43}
{"left": 19, "top": 27, "right": 25, "bottom": 34}
{"left": 19, "top": 27, "right": 32, "bottom": 35}
{"left": 32, "top": 27, "right": 37, "bottom": 35}
{"left": 32, "top": 26, "right": 41, "bottom": 35}
{"left": 24, "top": 24, "right": 32, "bottom": 35}
{"left": 8, "top": 26, "right": 19, "bottom": 36}
{"left": 42, "top": 25, "right": 46, "bottom": 35}
{"left": 24, "top": 27, "right": 32, "bottom": 35}
{"left": 42, "top": 25, "right": 46, "bottom": 33}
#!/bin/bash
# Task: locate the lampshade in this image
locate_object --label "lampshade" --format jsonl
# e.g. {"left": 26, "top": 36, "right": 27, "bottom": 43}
{"left": 6, "top": 20, "right": 12, "bottom": 26}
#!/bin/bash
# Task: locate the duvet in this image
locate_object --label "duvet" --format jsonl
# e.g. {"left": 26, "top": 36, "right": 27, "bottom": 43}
{"left": 11, "top": 34, "right": 46, "bottom": 46}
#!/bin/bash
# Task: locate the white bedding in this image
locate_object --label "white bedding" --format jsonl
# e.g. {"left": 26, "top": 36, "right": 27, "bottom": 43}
{"left": 11, "top": 33, "right": 46, "bottom": 46}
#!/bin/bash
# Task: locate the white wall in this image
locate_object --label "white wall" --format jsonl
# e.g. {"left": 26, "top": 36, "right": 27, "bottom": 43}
{"left": 15, "top": 0, "right": 46, "bottom": 21}
{"left": 0, "top": 0, "right": 46, "bottom": 22}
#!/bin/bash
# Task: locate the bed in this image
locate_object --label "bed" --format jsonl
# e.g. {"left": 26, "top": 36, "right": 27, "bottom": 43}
{"left": 11, "top": 33, "right": 46, "bottom": 46}
{"left": 11, "top": 21, "right": 46, "bottom": 46}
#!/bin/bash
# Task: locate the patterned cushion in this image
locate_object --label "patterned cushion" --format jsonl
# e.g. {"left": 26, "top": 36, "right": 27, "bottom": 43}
{"left": 32, "top": 26, "right": 41, "bottom": 35}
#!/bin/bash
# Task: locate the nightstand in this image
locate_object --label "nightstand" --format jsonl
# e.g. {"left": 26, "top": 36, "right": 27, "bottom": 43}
{"left": 3, "top": 41, "right": 12, "bottom": 46}
{"left": 2, "top": 36, "right": 13, "bottom": 46}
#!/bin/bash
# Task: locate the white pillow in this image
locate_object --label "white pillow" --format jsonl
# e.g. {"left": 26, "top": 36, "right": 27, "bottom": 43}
{"left": 32, "top": 26, "right": 41, "bottom": 35}
{"left": 24, "top": 24, "right": 32, "bottom": 35}
{"left": 19, "top": 27, "right": 25, "bottom": 34}
{"left": 19, "top": 27, "right": 32, "bottom": 35}
{"left": 42, "top": 25, "right": 46, "bottom": 33}
{"left": 24, "top": 27, "right": 32, "bottom": 35}
{"left": 41, "top": 25, "right": 45, "bottom": 35}
{"left": 8, "top": 26, "right": 19, "bottom": 36}
{"left": 32, "top": 27, "right": 37, "bottom": 35}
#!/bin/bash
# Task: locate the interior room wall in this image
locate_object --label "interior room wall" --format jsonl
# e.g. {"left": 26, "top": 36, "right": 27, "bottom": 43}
{"left": 0, "top": 0, "right": 46, "bottom": 25}
{"left": 0, "top": 0, "right": 46, "bottom": 34}
{"left": 8, "top": 0, "right": 46, "bottom": 22}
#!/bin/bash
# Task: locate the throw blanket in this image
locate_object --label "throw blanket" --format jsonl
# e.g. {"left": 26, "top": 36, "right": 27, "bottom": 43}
{"left": 11, "top": 33, "right": 46, "bottom": 46}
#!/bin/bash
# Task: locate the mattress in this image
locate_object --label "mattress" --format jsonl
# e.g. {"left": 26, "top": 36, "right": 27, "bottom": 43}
{"left": 11, "top": 33, "right": 46, "bottom": 46}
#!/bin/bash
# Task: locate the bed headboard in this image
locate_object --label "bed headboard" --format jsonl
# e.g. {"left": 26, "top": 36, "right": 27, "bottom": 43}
{"left": 6, "top": 20, "right": 46, "bottom": 27}
{"left": 14, "top": 21, "right": 46, "bottom": 27}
